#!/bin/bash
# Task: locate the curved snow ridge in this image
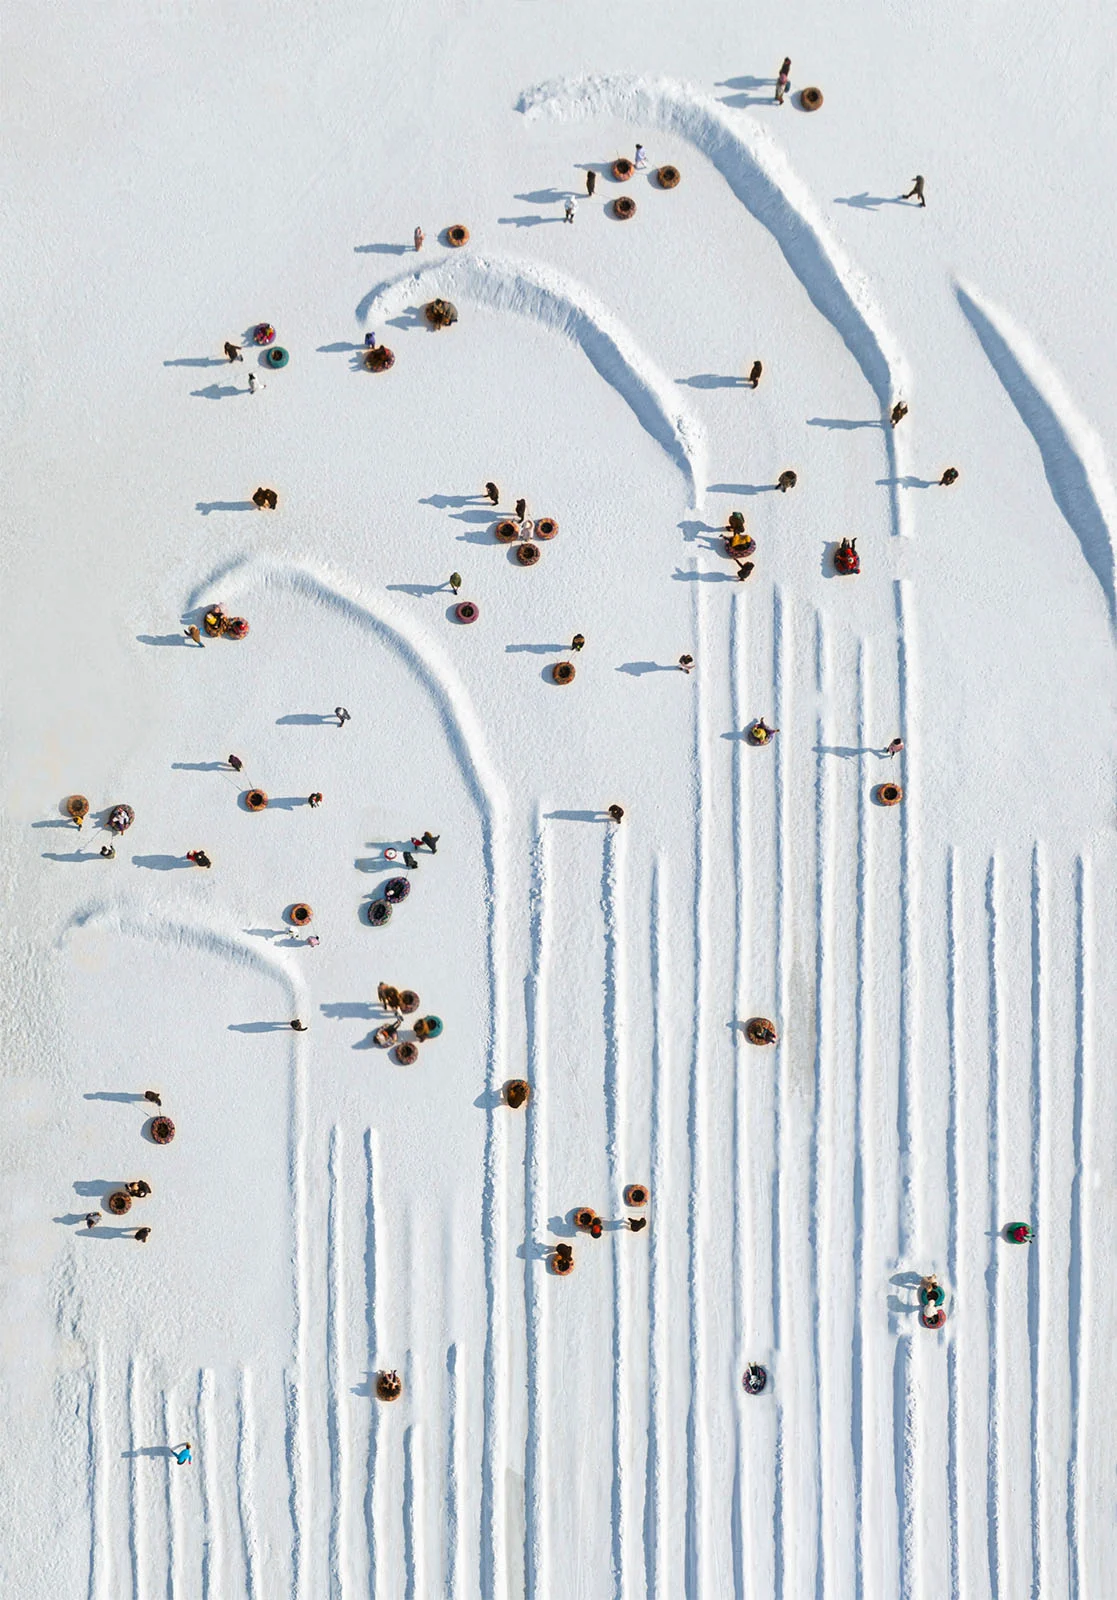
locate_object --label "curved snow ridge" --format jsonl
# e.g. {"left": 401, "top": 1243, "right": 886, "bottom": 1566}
{"left": 188, "top": 554, "right": 509, "bottom": 822}
{"left": 357, "top": 252, "right": 704, "bottom": 504}
{"left": 63, "top": 902, "right": 307, "bottom": 1009}
{"left": 516, "top": 74, "right": 908, "bottom": 412}
{"left": 956, "top": 282, "right": 1117, "bottom": 627}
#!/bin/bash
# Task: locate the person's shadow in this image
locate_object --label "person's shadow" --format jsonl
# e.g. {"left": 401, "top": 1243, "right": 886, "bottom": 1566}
{"left": 833, "top": 193, "right": 905, "bottom": 210}
{"left": 120, "top": 1445, "right": 179, "bottom": 1460}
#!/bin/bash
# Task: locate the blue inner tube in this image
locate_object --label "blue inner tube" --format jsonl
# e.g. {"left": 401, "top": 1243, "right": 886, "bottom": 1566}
{"left": 417, "top": 1015, "right": 443, "bottom": 1038}
{"left": 368, "top": 900, "right": 392, "bottom": 926}
{"left": 266, "top": 346, "right": 289, "bottom": 368}
{"left": 383, "top": 877, "right": 411, "bottom": 904}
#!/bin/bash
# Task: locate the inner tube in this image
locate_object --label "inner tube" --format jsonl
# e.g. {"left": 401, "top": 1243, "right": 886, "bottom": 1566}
{"left": 552, "top": 1249, "right": 575, "bottom": 1275}
{"left": 375, "top": 1370, "right": 402, "bottom": 1402}
{"left": 265, "top": 346, "right": 289, "bottom": 368}
{"left": 107, "top": 804, "right": 135, "bottom": 833}
{"left": 424, "top": 299, "right": 458, "bottom": 329}
{"left": 534, "top": 517, "right": 558, "bottom": 540}
{"left": 552, "top": 661, "right": 576, "bottom": 685}
{"left": 516, "top": 542, "right": 541, "bottom": 566}
{"left": 398, "top": 990, "right": 420, "bottom": 1014}
{"left": 876, "top": 784, "right": 904, "bottom": 806}
{"left": 383, "top": 877, "right": 411, "bottom": 904}
{"left": 373, "top": 1025, "right": 399, "bottom": 1048}
{"left": 800, "top": 86, "right": 824, "bottom": 111}
{"left": 150, "top": 1116, "right": 176, "bottom": 1145}
{"left": 395, "top": 1040, "right": 419, "bottom": 1065}
{"left": 447, "top": 224, "right": 470, "bottom": 247}
{"left": 245, "top": 790, "right": 268, "bottom": 811}
{"left": 505, "top": 1079, "right": 531, "bottom": 1109}
{"left": 625, "top": 1184, "right": 649, "bottom": 1208}
{"left": 747, "top": 724, "right": 773, "bottom": 745}
{"left": 204, "top": 610, "right": 226, "bottom": 636}
{"left": 919, "top": 1281, "right": 945, "bottom": 1307}
{"left": 455, "top": 601, "right": 479, "bottom": 623}
{"left": 613, "top": 196, "right": 637, "bottom": 220}
{"left": 574, "top": 1207, "right": 598, "bottom": 1232}
{"left": 742, "top": 1364, "right": 768, "bottom": 1395}
{"left": 494, "top": 520, "right": 520, "bottom": 542}
{"left": 834, "top": 545, "right": 860, "bottom": 574}
{"left": 366, "top": 345, "right": 395, "bottom": 371}
{"left": 1005, "top": 1222, "right": 1033, "bottom": 1243}
{"left": 725, "top": 536, "right": 757, "bottom": 559}
{"left": 107, "top": 1191, "right": 132, "bottom": 1216}
{"left": 414, "top": 1015, "right": 443, "bottom": 1040}
{"left": 67, "top": 795, "right": 89, "bottom": 822}
{"left": 224, "top": 617, "right": 249, "bottom": 639}
{"left": 612, "top": 158, "right": 634, "bottom": 180}
{"left": 289, "top": 904, "right": 312, "bottom": 926}
{"left": 746, "top": 1017, "right": 779, "bottom": 1046}
{"left": 919, "top": 1306, "right": 947, "bottom": 1330}
{"left": 253, "top": 323, "right": 276, "bottom": 345}
{"left": 368, "top": 900, "right": 392, "bottom": 926}
{"left": 657, "top": 165, "right": 681, "bottom": 188}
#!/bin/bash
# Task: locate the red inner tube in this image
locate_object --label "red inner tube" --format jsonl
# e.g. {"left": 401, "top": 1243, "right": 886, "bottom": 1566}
{"left": 151, "top": 1117, "right": 176, "bottom": 1144}
{"left": 396, "top": 1041, "right": 419, "bottom": 1065}
{"left": 455, "top": 601, "right": 479, "bottom": 623}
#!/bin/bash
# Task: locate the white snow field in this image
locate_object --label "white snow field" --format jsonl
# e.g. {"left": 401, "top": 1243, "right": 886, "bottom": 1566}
{"left": 3, "top": 2, "right": 1116, "bottom": 1596}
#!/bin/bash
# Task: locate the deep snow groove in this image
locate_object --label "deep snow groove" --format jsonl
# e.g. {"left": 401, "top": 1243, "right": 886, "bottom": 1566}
{"left": 956, "top": 283, "right": 1117, "bottom": 626}
{"left": 517, "top": 74, "right": 907, "bottom": 415}
{"left": 523, "top": 817, "right": 547, "bottom": 1600}
{"left": 357, "top": 253, "right": 703, "bottom": 502}
{"left": 644, "top": 859, "right": 667, "bottom": 1600}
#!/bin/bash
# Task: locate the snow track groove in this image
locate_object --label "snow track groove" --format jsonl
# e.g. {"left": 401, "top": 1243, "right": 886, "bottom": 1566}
{"left": 523, "top": 816, "right": 548, "bottom": 1600}
{"left": 644, "top": 858, "right": 668, "bottom": 1600}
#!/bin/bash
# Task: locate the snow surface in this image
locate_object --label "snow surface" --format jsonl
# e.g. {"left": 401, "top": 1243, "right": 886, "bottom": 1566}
{"left": 2, "top": 2, "right": 1116, "bottom": 1596}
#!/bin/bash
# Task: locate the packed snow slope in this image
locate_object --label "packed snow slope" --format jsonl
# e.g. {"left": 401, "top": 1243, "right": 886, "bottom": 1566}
{"left": 2, "top": 2, "right": 1115, "bottom": 1597}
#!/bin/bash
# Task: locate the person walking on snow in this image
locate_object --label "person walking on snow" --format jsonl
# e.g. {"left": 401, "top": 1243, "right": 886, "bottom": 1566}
{"left": 308, "top": 792, "right": 323, "bottom": 807}
{"left": 414, "top": 226, "right": 424, "bottom": 251}
{"left": 172, "top": 1443, "right": 192, "bottom": 1466}
{"left": 335, "top": 707, "right": 351, "bottom": 728}
{"left": 736, "top": 560, "right": 755, "bottom": 581}
{"left": 449, "top": 572, "right": 462, "bottom": 594}
{"left": 403, "top": 850, "right": 419, "bottom": 870}
{"left": 224, "top": 342, "right": 242, "bottom": 362}
{"left": 634, "top": 144, "right": 648, "bottom": 169}
{"left": 514, "top": 498, "right": 527, "bottom": 522}
{"left": 485, "top": 481, "right": 500, "bottom": 504}
{"left": 135, "top": 1228, "right": 151, "bottom": 1243}
{"left": 564, "top": 197, "right": 577, "bottom": 224}
{"left": 586, "top": 170, "right": 597, "bottom": 196}
{"left": 420, "top": 832, "right": 440, "bottom": 853}
{"left": 939, "top": 467, "right": 959, "bottom": 486}
{"left": 777, "top": 470, "right": 798, "bottom": 492}
{"left": 248, "top": 372, "right": 257, "bottom": 393}
{"left": 890, "top": 401, "right": 909, "bottom": 427}
{"left": 902, "top": 175, "right": 926, "bottom": 206}
{"left": 747, "top": 360, "right": 763, "bottom": 388}
{"left": 571, "top": 634, "right": 585, "bottom": 652}
{"left": 185, "top": 625, "right": 203, "bottom": 646}
{"left": 186, "top": 850, "right": 212, "bottom": 868}
{"left": 144, "top": 1091, "right": 162, "bottom": 1107}
{"left": 228, "top": 755, "right": 243, "bottom": 772}
{"left": 775, "top": 59, "right": 791, "bottom": 104}
{"left": 884, "top": 737, "right": 904, "bottom": 758}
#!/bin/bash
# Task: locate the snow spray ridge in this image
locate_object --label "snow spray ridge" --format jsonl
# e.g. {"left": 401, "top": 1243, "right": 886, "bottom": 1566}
{"left": 956, "top": 282, "right": 1117, "bottom": 626}
{"left": 516, "top": 75, "right": 907, "bottom": 413}
{"left": 357, "top": 253, "right": 703, "bottom": 504}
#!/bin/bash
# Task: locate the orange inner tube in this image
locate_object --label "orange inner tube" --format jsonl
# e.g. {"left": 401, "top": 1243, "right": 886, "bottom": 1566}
{"left": 398, "top": 990, "right": 420, "bottom": 1014}
{"left": 447, "top": 225, "right": 470, "bottom": 247}
{"left": 801, "top": 86, "right": 824, "bottom": 111}
{"left": 375, "top": 1372, "right": 402, "bottom": 1401}
{"left": 494, "top": 520, "right": 519, "bottom": 542}
{"left": 246, "top": 790, "right": 268, "bottom": 811}
{"left": 612, "top": 158, "right": 633, "bottom": 180}
{"left": 746, "top": 1018, "right": 778, "bottom": 1046}
{"left": 107, "top": 1191, "right": 132, "bottom": 1215}
{"left": 552, "top": 1252, "right": 575, "bottom": 1275}
{"left": 290, "top": 904, "right": 312, "bottom": 926}
{"left": 505, "top": 1079, "right": 531, "bottom": 1109}
{"left": 516, "top": 542, "right": 541, "bottom": 565}
{"left": 613, "top": 196, "right": 636, "bottom": 219}
{"left": 67, "top": 795, "right": 89, "bottom": 819}
{"left": 552, "top": 661, "right": 576, "bottom": 685}
{"left": 625, "top": 1184, "right": 649, "bottom": 1208}
{"left": 534, "top": 517, "right": 558, "bottom": 540}
{"left": 657, "top": 165, "right": 680, "bottom": 188}
{"left": 878, "top": 784, "right": 904, "bottom": 806}
{"left": 574, "top": 1208, "right": 598, "bottom": 1232}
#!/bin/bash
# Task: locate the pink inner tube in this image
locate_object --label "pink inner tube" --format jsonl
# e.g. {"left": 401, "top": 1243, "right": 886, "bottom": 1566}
{"left": 253, "top": 324, "right": 276, "bottom": 345}
{"left": 455, "top": 601, "right": 479, "bottom": 623}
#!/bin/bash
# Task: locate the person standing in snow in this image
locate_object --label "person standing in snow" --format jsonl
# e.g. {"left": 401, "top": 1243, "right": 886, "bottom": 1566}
{"left": 571, "top": 634, "right": 585, "bottom": 652}
{"left": 184, "top": 625, "right": 203, "bottom": 646}
{"left": 85, "top": 1212, "right": 101, "bottom": 1229}
{"left": 248, "top": 372, "right": 258, "bottom": 394}
{"left": 335, "top": 706, "right": 351, "bottom": 728}
{"left": 224, "top": 342, "right": 242, "bottom": 362}
{"left": 775, "top": 59, "right": 791, "bottom": 104}
{"left": 228, "top": 755, "right": 243, "bottom": 772}
{"left": 890, "top": 401, "right": 909, "bottom": 427}
{"left": 634, "top": 144, "right": 648, "bottom": 169}
{"left": 186, "top": 850, "right": 212, "bottom": 868}
{"left": 306, "top": 935, "right": 320, "bottom": 948}
{"left": 939, "top": 467, "right": 959, "bottom": 486}
{"left": 144, "top": 1091, "right": 162, "bottom": 1107}
{"left": 747, "top": 360, "right": 763, "bottom": 388}
{"left": 884, "top": 737, "right": 904, "bottom": 758}
{"left": 902, "top": 175, "right": 926, "bottom": 207}
{"left": 100, "top": 845, "right": 115, "bottom": 859}
{"left": 564, "top": 197, "right": 577, "bottom": 224}
{"left": 736, "top": 561, "right": 755, "bottom": 581}
{"left": 135, "top": 1228, "right": 151, "bottom": 1243}
{"left": 403, "top": 850, "right": 419, "bottom": 869}
{"left": 172, "top": 1443, "right": 191, "bottom": 1465}
{"left": 777, "top": 470, "right": 798, "bottom": 492}
{"left": 420, "top": 831, "right": 439, "bottom": 853}
{"left": 290, "top": 1019, "right": 307, "bottom": 1031}
{"left": 414, "top": 226, "right": 424, "bottom": 251}
{"left": 586, "top": 170, "right": 597, "bottom": 196}
{"left": 628, "top": 1217, "right": 648, "bottom": 1233}
{"left": 485, "top": 482, "right": 500, "bottom": 504}
{"left": 449, "top": 572, "right": 462, "bottom": 594}
{"left": 515, "top": 498, "right": 527, "bottom": 522}
{"left": 679, "top": 655, "right": 695, "bottom": 673}
{"left": 308, "top": 792, "right": 323, "bottom": 807}
{"left": 608, "top": 805, "right": 624, "bottom": 823}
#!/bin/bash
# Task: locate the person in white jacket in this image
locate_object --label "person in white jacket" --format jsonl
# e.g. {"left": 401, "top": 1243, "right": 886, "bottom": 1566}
{"left": 564, "top": 196, "right": 577, "bottom": 224}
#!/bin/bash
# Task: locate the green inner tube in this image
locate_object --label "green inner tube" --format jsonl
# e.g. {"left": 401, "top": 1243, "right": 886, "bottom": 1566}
{"left": 266, "top": 346, "right": 289, "bottom": 367}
